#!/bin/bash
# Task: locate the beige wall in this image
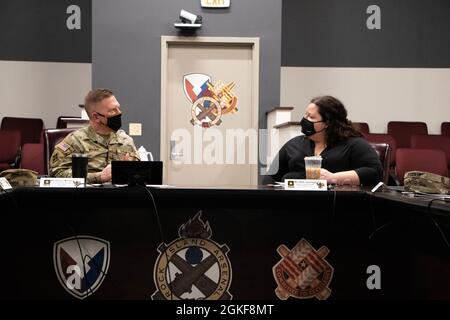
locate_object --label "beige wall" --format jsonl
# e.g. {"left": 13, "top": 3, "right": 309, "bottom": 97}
{"left": 281, "top": 67, "right": 450, "bottom": 134}
{"left": 0, "top": 60, "right": 91, "bottom": 128}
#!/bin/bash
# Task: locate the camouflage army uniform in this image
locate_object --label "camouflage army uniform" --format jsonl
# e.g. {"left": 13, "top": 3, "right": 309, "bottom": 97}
{"left": 50, "top": 126, "right": 140, "bottom": 183}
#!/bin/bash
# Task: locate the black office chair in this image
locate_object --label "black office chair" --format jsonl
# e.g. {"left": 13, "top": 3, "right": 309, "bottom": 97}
{"left": 44, "top": 128, "right": 76, "bottom": 174}
{"left": 369, "top": 142, "right": 391, "bottom": 185}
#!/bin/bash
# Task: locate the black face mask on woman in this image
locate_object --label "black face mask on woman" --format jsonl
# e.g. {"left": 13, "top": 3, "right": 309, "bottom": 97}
{"left": 300, "top": 117, "right": 325, "bottom": 136}
{"left": 96, "top": 112, "right": 122, "bottom": 132}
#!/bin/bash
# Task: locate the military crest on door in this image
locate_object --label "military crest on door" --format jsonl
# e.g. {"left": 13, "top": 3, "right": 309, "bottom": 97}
{"left": 183, "top": 73, "right": 238, "bottom": 128}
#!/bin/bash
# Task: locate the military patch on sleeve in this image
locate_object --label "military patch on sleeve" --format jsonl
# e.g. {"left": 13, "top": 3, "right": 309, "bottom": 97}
{"left": 56, "top": 141, "right": 70, "bottom": 152}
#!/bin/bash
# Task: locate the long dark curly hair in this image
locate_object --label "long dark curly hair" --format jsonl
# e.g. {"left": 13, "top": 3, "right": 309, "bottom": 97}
{"left": 311, "top": 95, "right": 362, "bottom": 146}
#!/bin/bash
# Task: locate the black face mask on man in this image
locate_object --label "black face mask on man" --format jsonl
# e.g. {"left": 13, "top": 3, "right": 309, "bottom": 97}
{"left": 96, "top": 112, "right": 122, "bottom": 132}
{"left": 300, "top": 117, "right": 325, "bottom": 136}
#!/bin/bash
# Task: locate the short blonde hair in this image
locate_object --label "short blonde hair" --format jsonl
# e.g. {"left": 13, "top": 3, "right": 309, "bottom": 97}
{"left": 84, "top": 88, "right": 114, "bottom": 116}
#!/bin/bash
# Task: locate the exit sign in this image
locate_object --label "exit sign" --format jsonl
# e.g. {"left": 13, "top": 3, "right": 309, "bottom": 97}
{"left": 201, "top": 0, "right": 230, "bottom": 8}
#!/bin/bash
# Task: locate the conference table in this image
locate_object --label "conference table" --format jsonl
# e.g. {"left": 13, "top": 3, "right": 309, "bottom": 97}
{"left": 0, "top": 185, "right": 448, "bottom": 300}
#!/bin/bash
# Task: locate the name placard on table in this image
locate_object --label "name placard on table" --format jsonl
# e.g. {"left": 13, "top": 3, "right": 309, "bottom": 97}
{"left": 284, "top": 179, "right": 328, "bottom": 191}
{"left": 39, "top": 178, "right": 85, "bottom": 188}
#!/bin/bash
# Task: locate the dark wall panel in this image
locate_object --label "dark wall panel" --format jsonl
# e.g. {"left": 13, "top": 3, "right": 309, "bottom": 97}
{"left": 0, "top": 0, "right": 91, "bottom": 63}
{"left": 282, "top": 0, "right": 450, "bottom": 67}
{"left": 93, "top": 0, "right": 281, "bottom": 157}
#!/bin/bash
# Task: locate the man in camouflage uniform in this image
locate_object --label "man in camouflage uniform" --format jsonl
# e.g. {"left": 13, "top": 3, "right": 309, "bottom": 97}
{"left": 50, "top": 88, "right": 140, "bottom": 183}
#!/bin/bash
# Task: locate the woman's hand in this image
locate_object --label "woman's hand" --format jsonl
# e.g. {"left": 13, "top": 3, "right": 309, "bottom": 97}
{"left": 321, "top": 169, "right": 361, "bottom": 185}
{"left": 320, "top": 168, "right": 335, "bottom": 182}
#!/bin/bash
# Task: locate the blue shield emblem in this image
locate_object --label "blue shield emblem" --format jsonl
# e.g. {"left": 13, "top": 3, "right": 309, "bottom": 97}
{"left": 53, "top": 236, "right": 110, "bottom": 299}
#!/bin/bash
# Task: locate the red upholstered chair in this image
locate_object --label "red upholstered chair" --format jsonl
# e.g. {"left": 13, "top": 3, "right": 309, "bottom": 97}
{"left": 0, "top": 130, "right": 21, "bottom": 171}
{"left": 364, "top": 133, "right": 397, "bottom": 167}
{"left": 442, "top": 122, "right": 450, "bottom": 137}
{"left": 20, "top": 130, "right": 45, "bottom": 174}
{"left": 369, "top": 142, "right": 391, "bottom": 185}
{"left": 44, "top": 128, "right": 76, "bottom": 174}
{"left": 353, "top": 122, "right": 370, "bottom": 135}
{"left": 395, "top": 148, "right": 448, "bottom": 185}
{"left": 1, "top": 117, "right": 44, "bottom": 146}
{"left": 20, "top": 143, "right": 45, "bottom": 174}
{"left": 387, "top": 121, "right": 428, "bottom": 148}
{"left": 411, "top": 134, "right": 450, "bottom": 168}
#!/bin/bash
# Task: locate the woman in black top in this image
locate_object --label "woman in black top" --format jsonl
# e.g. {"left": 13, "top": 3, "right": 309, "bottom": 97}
{"left": 264, "top": 96, "right": 382, "bottom": 186}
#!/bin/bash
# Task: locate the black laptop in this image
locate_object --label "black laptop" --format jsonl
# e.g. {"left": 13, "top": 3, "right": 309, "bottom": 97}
{"left": 111, "top": 161, "right": 163, "bottom": 185}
